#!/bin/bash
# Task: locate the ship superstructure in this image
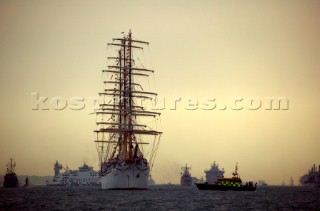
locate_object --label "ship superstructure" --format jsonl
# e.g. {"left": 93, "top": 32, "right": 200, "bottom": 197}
{"left": 205, "top": 161, "right": 225, "bottom": 183}
{"left": 46, "top": 161, "right": 100, "bottom": 186}
{"left": 300, "top": 164, "right": 320, "bottom": 187}
{"left": 94, "top": 30, "right": 162, "bottom": 189}
{"left": 180, "top": 164, "right": 192, "bottom": 186}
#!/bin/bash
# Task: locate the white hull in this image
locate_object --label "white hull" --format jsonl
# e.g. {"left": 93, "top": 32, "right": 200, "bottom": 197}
{"left": 101, "top": 163, "right": 149, "bottom": 190}
{"left": 46, "top": 163, "right": 100, "bottom": 187}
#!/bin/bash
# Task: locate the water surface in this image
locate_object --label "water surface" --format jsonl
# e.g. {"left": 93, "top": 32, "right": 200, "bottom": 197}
{"left": 1, "top": 185, "right": 319, "bottom": 210}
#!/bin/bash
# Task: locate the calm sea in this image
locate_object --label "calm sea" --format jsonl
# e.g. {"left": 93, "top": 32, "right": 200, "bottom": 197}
{"left": 1, "top": 185, "right": 319, "bottom": 210}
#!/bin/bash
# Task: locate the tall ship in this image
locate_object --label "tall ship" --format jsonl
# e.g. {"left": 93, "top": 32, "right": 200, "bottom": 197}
{"left": 3, "top": 158, "right": 19, "bottom": 188}
{"left": 180, "top": 164, "right": 192, "bottom": 186}
{"left": 300, "top": 164, "right": 320, "bottom": 187}
{"left": 205, "top": 161, "right": 225, "bottom": 183}
{"left": 46, "top": 161, "right": 100, "bottom": 186}
{"left": 94, "top": 30, "right": 162, "bottom": 190}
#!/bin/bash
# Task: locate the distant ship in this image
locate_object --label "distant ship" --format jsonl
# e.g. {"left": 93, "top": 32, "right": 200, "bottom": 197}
{"left": 257, "top": 180, "right": 268, "bottom": 186}
{"left": 300, "top": 164, "right": 320, "bottom": 187}
{"left": 180, "top": 164, "right": 192, "bottom": 186}
{"left": 3, "top": 158, "right": 19, "bottom": 188}
{"left": 204, "top": 161, "right": 225, "bottom": 183}
{"left": 193, "top": 177, "right": 204, "bottom": 184}
{"left": 196, "top": 163, "right": 257, "bottom": 191}
{"left": 46, "top": 161, "right": 100, "bottom": 186}
{"left": 290, "top": 176, "right": 294, "bottom": 186}
{"left": 93, "top": 30, "right": 162, "bottom": 190}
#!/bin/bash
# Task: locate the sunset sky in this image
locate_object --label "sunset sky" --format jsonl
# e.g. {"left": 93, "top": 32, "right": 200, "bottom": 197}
{"left": 1, "top": 0, "right": 319, "bottom": 185}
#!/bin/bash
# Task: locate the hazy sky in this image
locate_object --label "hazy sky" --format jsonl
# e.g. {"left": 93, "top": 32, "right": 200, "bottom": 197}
{"left": 1, "top": 0, "right": 319, "bottom": 185}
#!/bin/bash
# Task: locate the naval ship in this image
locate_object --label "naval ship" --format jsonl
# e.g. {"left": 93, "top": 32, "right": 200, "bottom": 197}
{"left": 3, "top": 158, "right": 19, "bottom": 188}
{"left": 300, "top": 164, "right": 320, "bottom": 187}
{"left": 180, "top": 164, "right": 192, "bottom": 186}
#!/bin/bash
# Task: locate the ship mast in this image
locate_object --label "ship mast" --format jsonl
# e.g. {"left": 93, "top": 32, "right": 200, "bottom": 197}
{"left": 95, "top": 30, "right": 162, "bottom": 168}
{"left": 6, "top": 158, "right": 16, "bottom": 174}
{"left": 182, "top": 164, "right": 191, "bottom": 175}
{"left": 232, "top": 163, "right": 239, "bottom": 178}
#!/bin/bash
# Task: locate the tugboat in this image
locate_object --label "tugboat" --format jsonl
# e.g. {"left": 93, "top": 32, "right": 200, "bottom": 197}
{"left": 196, "top": 163, "right": 256, "bottom": 191}
{"left": 180, "top": 164, "right": 192, "bottom": 186}
{"left": 3, "top": 158, "right": 19, "bottom": 188}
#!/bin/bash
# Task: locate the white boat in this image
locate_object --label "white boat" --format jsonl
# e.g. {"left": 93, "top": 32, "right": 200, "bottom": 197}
{"left": 94, "top": 30, "right": 162, "bottom": 190}
{"left": 204, "top": 161, "right": 225, "bottom": 183}
{"left": 46, "top": 161, "right": 100, "bottom": 186}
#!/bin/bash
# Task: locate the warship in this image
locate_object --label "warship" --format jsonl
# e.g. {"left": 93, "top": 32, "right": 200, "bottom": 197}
{"left": 94, "top": 30, "right": 162, "bottom": 189}
{"left": 3, "top": 158, "right": 19, "bottom": 188}
{"left": 180, "top": 164, "right": 192, "bottom": 186}
{"left": 300, "top": 164, "right": 320, "bottom": 187}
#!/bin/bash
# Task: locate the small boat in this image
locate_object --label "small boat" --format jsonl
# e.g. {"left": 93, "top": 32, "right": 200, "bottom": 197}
{"left": 196, "top": 163, "right": 256, "bottom": 191}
